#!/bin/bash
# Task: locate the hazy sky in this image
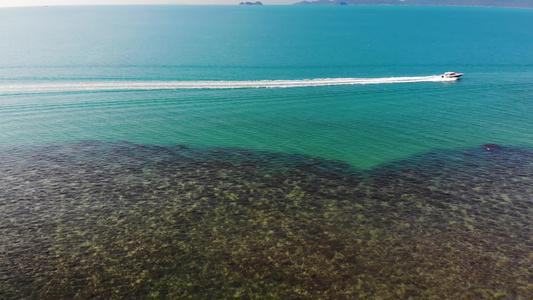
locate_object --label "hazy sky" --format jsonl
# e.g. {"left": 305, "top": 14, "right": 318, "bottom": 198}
{"left": 0, "top": 0, "right": 298, "bottom": 7}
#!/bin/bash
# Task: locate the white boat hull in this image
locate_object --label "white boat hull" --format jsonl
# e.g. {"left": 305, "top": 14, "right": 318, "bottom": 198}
{"left": 442, "top": 72, "right": 463, "bottom": 79}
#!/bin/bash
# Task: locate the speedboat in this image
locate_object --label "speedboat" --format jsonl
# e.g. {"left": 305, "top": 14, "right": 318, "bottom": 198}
{"left": 441, "top": 72, "right": 463, "bottom": 79}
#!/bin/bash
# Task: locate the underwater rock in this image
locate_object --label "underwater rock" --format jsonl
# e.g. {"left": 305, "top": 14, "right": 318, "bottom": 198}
{"left": 482, "top": 143, "right": 501, "bottom": 152}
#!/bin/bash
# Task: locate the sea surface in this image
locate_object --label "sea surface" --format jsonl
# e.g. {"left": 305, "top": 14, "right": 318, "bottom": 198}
{"left": 0, "top": 5, "right": 532, "bottom": 299}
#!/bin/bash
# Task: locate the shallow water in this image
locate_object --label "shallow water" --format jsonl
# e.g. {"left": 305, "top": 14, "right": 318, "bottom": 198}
{"left": 1, "top": 141, "right": 531, "bottom": 298}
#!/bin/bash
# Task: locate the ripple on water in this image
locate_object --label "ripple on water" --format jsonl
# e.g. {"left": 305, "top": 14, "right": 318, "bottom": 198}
{"left": 0, "top": 141, "right": 531, "bottom": 299}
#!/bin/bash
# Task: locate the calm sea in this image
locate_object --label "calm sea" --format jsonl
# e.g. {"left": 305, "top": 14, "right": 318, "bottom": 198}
{"left": 0, "top": 5, "right": 532, "bottom": 299}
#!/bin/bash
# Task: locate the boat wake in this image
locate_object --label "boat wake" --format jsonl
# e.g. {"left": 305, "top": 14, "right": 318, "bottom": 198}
{"left": 1, "top": 75, "right": 458, "bottom": 94}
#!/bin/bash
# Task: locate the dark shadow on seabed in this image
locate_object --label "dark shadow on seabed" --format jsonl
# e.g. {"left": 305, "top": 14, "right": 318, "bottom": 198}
{"left": 0, "top": 141, "right": 531, "bottom": 299}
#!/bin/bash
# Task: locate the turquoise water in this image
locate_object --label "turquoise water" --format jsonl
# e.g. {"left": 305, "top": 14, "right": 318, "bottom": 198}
{"left": 1, "top": 5, "right": 532, "bottom": 298}
{"left": 1, "top": 5, "right": 533, "bottom": 169}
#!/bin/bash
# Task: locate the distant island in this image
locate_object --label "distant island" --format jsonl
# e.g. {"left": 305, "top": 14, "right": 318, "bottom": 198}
{"left": 239, "top": 1, "right": 264, "bottom": 5}
{"left": 294, "top": 0, "right": 533, "bottom": 8}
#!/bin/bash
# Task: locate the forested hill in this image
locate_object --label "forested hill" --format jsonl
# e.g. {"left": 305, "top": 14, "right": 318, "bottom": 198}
{"left": 294, "top": 0, "right": 533, "bottom": 8}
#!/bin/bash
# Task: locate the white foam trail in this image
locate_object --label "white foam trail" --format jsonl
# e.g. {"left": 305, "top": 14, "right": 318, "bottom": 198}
{"left": 0, "top": 76, "right": 457, "bottom": 94}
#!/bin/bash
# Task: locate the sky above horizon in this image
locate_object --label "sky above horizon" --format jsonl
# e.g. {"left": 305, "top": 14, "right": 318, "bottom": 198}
{"left": 0, "top": 0, "right": 297, "bottom": 7}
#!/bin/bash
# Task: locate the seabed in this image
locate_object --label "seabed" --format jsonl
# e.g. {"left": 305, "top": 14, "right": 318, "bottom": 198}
{"left": 0, "top": 141, "right": 531, "bottom": 299}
